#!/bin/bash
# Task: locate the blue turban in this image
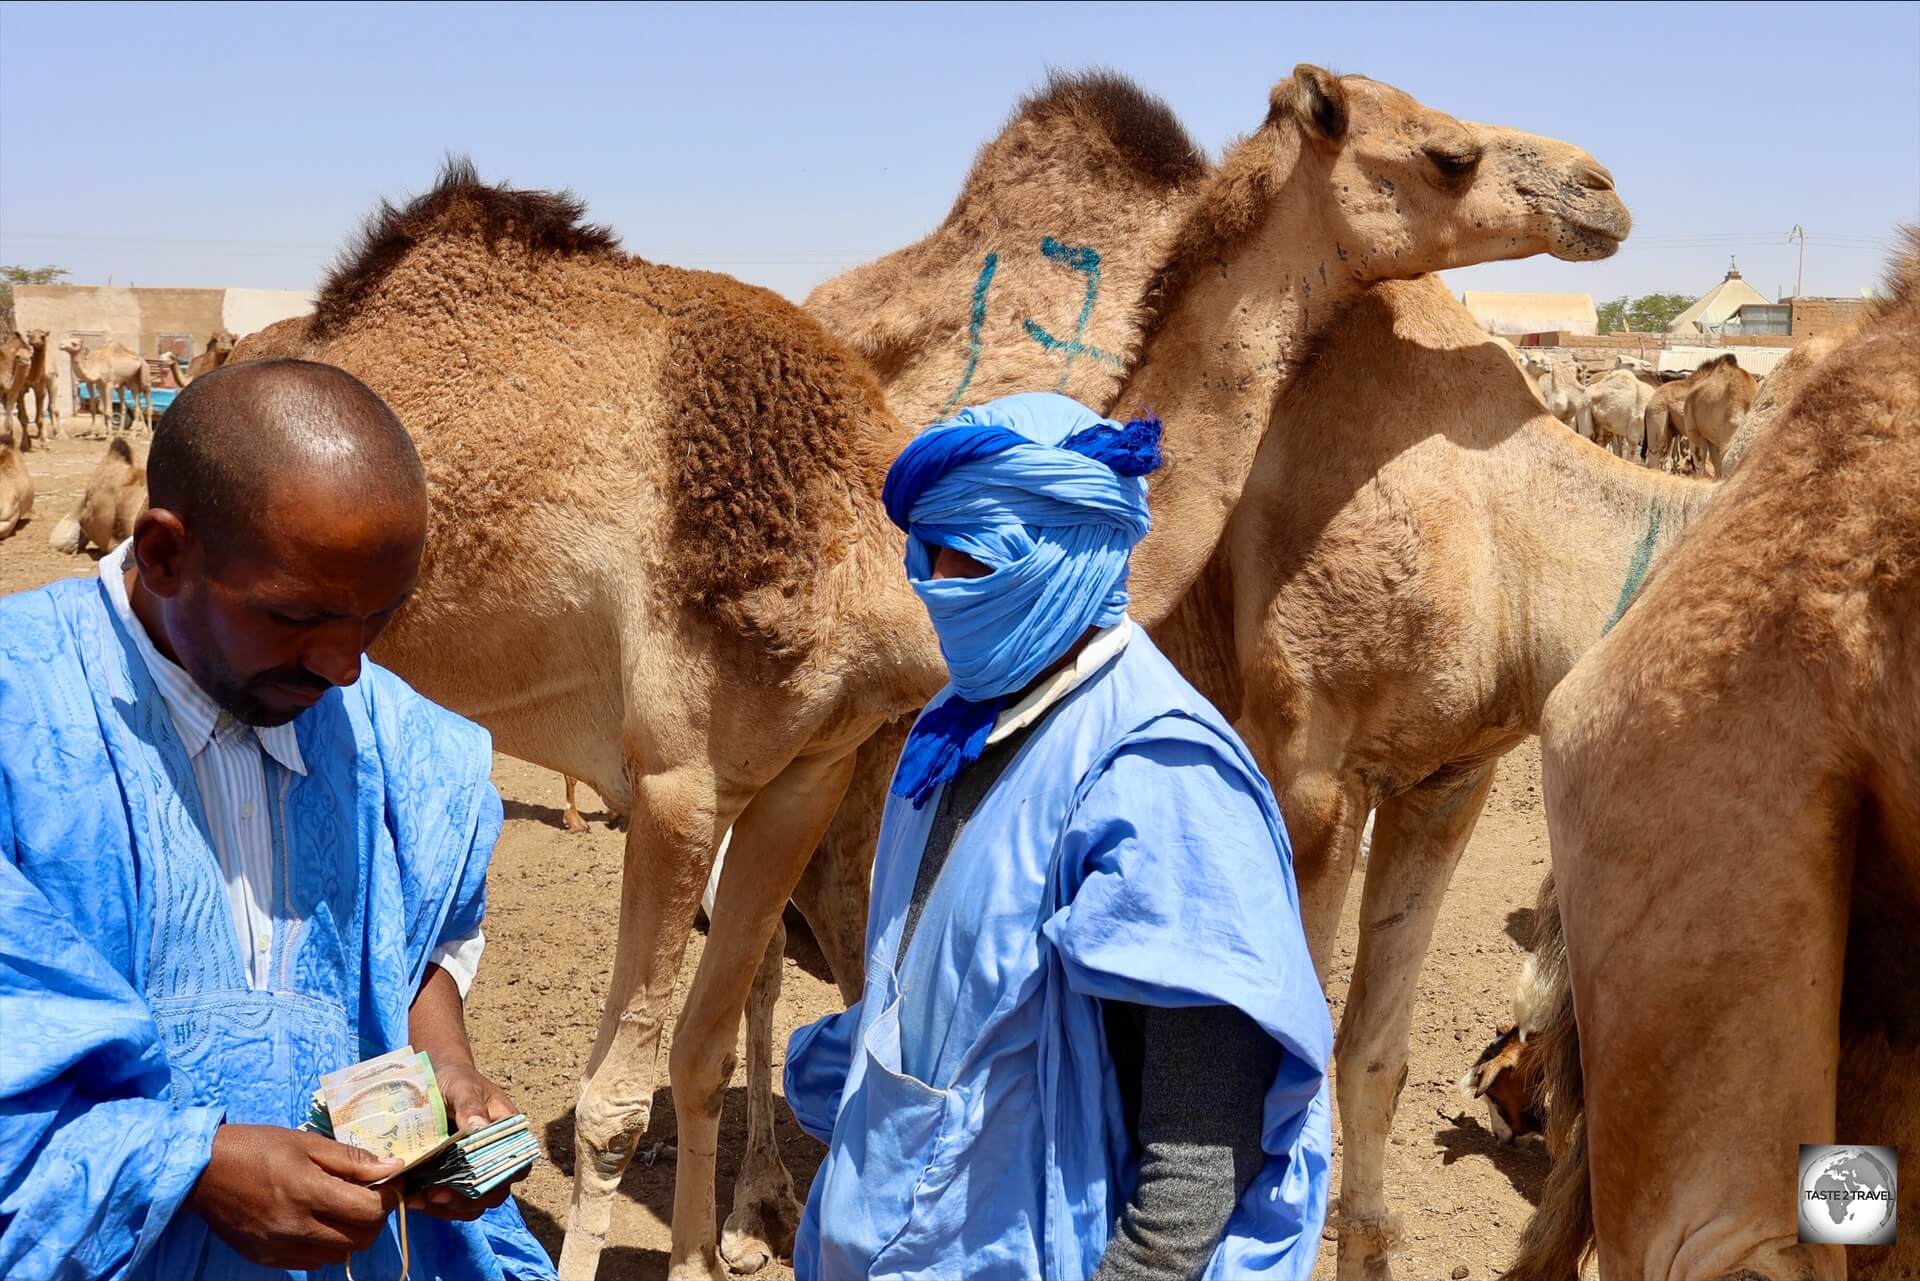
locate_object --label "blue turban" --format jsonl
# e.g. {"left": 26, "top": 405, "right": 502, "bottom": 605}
{"left": 883, "top": 392, "right": 1162, "bottom": 808}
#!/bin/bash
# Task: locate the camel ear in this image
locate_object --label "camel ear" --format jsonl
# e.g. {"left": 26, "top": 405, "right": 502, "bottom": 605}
{"left": 1279, "top": 64, "right": 1349, "bottom": 147}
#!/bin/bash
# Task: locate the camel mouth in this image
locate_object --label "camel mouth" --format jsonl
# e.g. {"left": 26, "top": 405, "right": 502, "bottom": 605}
{"left": 1545, "top": 201, "right": 1631, "bottom": 262}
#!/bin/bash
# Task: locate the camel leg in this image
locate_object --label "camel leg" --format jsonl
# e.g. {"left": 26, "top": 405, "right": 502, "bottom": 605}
{"left": 722, "top": 763, "right": 876, "bottom": 1274}
{"left": 688, "top": 750, "right": 856, "bottom": 1279}
{"left": 1547, "top": 703, "right": 1847, "bottom": 1277}
{"left": 722, "top": 918, "right": 795, "bottom": 1276}
{"left": 562, "top": 773, "right": 590, "bottom": 835}
{"left": 1330, "top": 761, "right": 1497, "bottom": 1281}
{"left": 560, "top": 759, "right": 740, "bottom": 1281}
{"left": 1273, "top": 766, "right": 1372, "bottom": 977}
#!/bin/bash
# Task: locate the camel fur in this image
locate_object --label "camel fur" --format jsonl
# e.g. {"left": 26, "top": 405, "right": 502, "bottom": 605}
{"left": 0, "top": 436, "right": 32, "bottom": 539}
{"left": 1514, "top": 229, "right": 1920, "bottom": 1281}
{"left": 48, "top": 436, "right": 146, "bottom": 555}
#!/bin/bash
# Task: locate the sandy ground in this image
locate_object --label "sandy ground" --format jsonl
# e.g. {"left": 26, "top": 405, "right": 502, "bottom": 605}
{"left": 1, "top": 436, "right": 1549, "bottom": 1280}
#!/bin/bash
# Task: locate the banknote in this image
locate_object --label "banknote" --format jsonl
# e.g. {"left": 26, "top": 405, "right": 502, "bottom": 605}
{"left": 306, "top": 1046, "right": 536, "bottom": 1195}
{"left": 317, "top": 1047, "right": 448, "bottom": 1163}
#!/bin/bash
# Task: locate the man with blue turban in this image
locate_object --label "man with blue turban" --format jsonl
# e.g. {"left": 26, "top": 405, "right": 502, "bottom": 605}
{"left": 785, "top": 393, "right": 1332, "bottom": 1280}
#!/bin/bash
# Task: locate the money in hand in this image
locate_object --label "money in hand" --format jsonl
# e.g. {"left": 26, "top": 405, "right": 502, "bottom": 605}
{"left": 306, "top": 1046, "right": 538, "bottom": 1198}
{"left": 316, "top": 1046, "right": 449, "bottom": 1163}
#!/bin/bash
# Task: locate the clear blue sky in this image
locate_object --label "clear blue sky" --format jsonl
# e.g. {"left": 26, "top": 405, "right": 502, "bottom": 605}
{"left": 2, "top": 1, "right": 1915, "bottom": 305}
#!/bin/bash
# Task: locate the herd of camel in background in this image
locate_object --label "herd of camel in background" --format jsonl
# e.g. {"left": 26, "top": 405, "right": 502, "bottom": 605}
{"left": 0, "top": 323, "right": 240, "bottom": 447}
{"left": 1518, "top": 345, "right": 1758, "bottom": 476}
{"left": 0, "top": 62, "right": 1913, "bottom": 1281}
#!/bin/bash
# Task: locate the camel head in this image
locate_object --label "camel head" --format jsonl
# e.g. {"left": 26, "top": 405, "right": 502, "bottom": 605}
{"left": 58, "top": 336, "right": 84, "bottom": 357}
{"left": 210, "top": 328, "right": 238, "bottom": 356}
{"left": 26, "top": 328, "right": 49, "bottom": 351}
{"left": 1267, "top": 65, "right": 1631, "bottom": 277}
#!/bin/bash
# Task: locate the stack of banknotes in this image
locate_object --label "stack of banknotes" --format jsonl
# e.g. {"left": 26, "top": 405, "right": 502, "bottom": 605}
{"left": 305, "top": 1045, "right": 538, "bottom": 1199}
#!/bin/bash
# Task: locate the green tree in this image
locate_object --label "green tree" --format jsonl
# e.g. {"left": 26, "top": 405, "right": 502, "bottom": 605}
{"left": 1, "top": 265, "right": 72, "bottom": 286}
{"left": 1597, "top": 290, "right": 1696, "bottom": 334}
{"left": 1626, "top": 292, "right": 1694, "bottom": 333}
{"left": 0, "top": 264, "right": 72, "bottom": 334}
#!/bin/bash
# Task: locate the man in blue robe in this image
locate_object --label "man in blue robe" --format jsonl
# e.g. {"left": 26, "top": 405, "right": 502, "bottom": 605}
{"left": 785, "top": 392, "right": 1333, "bottom": 1280}
{"left": 0, "top": 360, "right": 554, "bottom": 1280}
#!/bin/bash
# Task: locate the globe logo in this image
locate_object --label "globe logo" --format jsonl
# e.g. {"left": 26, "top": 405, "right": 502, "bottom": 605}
{"left": 1798, "top": 1144, "right": 1898, "bottom": 1246}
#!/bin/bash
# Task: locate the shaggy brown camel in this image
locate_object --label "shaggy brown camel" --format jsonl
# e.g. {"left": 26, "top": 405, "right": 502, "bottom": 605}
{"left": 0, "top": 436, "right": 32, "bottom": 539}
{"left": 60, "top": 337, "right": 152, "bottom": 434}
{"left": 807, "top": 70, "right": 1648, "bottom": 1281}
{"left": 1513, "top": 231, "right": 1920, "bottom": 1281}
{"left": 48, "top": 436, "right": 146, "bottom": 555}
{"left": 235, "top": 59, "right": 1628, "bottom": 1279}
{"left": 167, "top": 327, "right": 239, "bottom": 386}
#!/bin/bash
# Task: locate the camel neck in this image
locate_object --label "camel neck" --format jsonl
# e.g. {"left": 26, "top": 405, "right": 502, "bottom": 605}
{"left": 1116, "top": 175, "right": 1360, "bottom": 625}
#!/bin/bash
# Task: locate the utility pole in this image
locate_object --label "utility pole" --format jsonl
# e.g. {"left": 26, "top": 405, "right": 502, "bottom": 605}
{"left": 1787, "top": 225, "right": 1807, "bottom": 298}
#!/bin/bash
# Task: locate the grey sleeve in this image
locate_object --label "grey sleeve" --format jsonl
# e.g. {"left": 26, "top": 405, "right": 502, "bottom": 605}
{"left": 1093, "top": 1002, "right": 1282, "bottom": 1281}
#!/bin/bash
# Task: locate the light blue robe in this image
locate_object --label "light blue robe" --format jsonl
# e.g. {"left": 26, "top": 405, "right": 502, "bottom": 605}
{"left": 0, "top": 575, "right": 555, "bottom": 1281}
{"left": 786, "top": 632, "right": 1332, "bottom": 1281}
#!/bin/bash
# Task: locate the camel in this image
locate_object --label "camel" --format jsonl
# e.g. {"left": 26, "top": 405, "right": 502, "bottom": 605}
{"left": 1512, "top": 229, "right": 1920, "bottom": 1281}
{"left": 0, "top": 436, "right": 32, "bottom": 539}
{"left": 0, "top": 332, "right": 30, "bottom": 443}
{"left": 226, "top": 61, "right": 1629, "bottom": 1279}
{"left": 48, "top": 436, "right": 146, "bottom": 555}
{"left": 1582, "top": 366, "right": 1654, "bottom": 459}
{"left": 1641, "top": 374, "right": 1694, "bottom": 470}
{"left": 63, "top": 342, "right": 108, "bottom": 434}
{"left": 167, "top": 327, "right": 239, "bottom": 386}
{"left": 803, "top": 69, "right": 1673, "bottom": 1281}
{"left": 1675, "top": 352, "right": 1757, "bottom": 476}
{"left": 60, "top": 338, "right": 152, "bottom": 435}
{"left": 1527, "top": 355, "right": 1591, "bottom": 438}
{"left": 14, "top": 329, "right": 60, "bottom": 445}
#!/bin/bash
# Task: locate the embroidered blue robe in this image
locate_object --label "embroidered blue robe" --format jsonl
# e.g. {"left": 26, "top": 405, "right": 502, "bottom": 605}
{"left": 785, "top": 632, "right": 1333, "bottom": 1280}
{"left": 0, "top": 575, "right": 554, "bottom": 1280}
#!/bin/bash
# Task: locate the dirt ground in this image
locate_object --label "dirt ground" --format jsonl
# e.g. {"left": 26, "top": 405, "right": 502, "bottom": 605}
{"left": 2, "top": 436, "right": 1550, "bottom": 1280}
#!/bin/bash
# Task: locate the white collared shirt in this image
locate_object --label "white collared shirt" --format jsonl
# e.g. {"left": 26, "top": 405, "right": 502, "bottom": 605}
{"left": 100, "top": 541, "right": 483, "bottom": 995}
{"left": 985, "top": 616, "right": 1133, "bottom": 745}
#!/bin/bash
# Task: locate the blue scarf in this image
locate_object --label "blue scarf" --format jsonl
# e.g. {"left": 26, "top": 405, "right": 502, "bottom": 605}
{"left": 883, "top": 392, "right": 1162, "bottom": 807}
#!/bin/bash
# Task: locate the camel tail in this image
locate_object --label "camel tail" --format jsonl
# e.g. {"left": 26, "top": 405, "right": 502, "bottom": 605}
{"left": 1507, "top": 873, "right": 1595, "bottom": 1280}
{"left": 49, "top": 512, "right": 81, "bottom": 555}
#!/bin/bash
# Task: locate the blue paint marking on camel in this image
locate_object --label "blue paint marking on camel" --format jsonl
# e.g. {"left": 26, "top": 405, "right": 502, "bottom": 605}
{"left": 1022, "top": 237, "right": 1125, "bottom": 387}
{"left": 938, "top": 251, "right": 1001, "bottom": 416}
{"left": 1603, "top": 502, "right": 1666, "bottom": 634}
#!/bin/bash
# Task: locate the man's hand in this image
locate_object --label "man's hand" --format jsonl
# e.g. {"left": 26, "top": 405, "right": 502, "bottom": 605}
{"left": 187, "top": 1124, "right": 401, "bottom": 1269}
{"left": 411, "top": 1061, "right": 525, "bottom": 1220}
{"left": 410, "top": 962, "right": 530, "bottom": 1220}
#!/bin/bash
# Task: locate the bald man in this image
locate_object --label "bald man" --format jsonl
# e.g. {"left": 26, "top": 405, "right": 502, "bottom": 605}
{"left": 0, "top": 360, "right": 554, "bottom": 1279}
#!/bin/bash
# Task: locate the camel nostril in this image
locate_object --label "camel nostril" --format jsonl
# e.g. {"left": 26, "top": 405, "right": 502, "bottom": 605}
{"left": 1575, "top": 162, "right": 1616, "bottom": 193}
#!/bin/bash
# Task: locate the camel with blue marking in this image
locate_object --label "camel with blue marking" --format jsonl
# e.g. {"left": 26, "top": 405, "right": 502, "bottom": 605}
{"left": 805, "top": 68, "right": 1684, "bottom": 1281}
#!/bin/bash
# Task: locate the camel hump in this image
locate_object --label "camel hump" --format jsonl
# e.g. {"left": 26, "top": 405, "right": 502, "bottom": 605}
{"left": 1001, "top": 69, "right": 1209, "bottom": 192}
{"left": 106, "top": 436, "right": 133, "bottom": 463}
{"left": 314, "top": 156, "right": 622, "bottom": 336}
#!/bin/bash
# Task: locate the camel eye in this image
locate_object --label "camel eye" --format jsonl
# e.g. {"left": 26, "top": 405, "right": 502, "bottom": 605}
{"left": 1424, "top": 145, "right": 1481, "bottom": 180}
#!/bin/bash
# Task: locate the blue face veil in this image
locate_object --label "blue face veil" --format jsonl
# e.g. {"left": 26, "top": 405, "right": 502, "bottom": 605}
{"left": 882, "top": 392, "right": 1162, "bottom": 808}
